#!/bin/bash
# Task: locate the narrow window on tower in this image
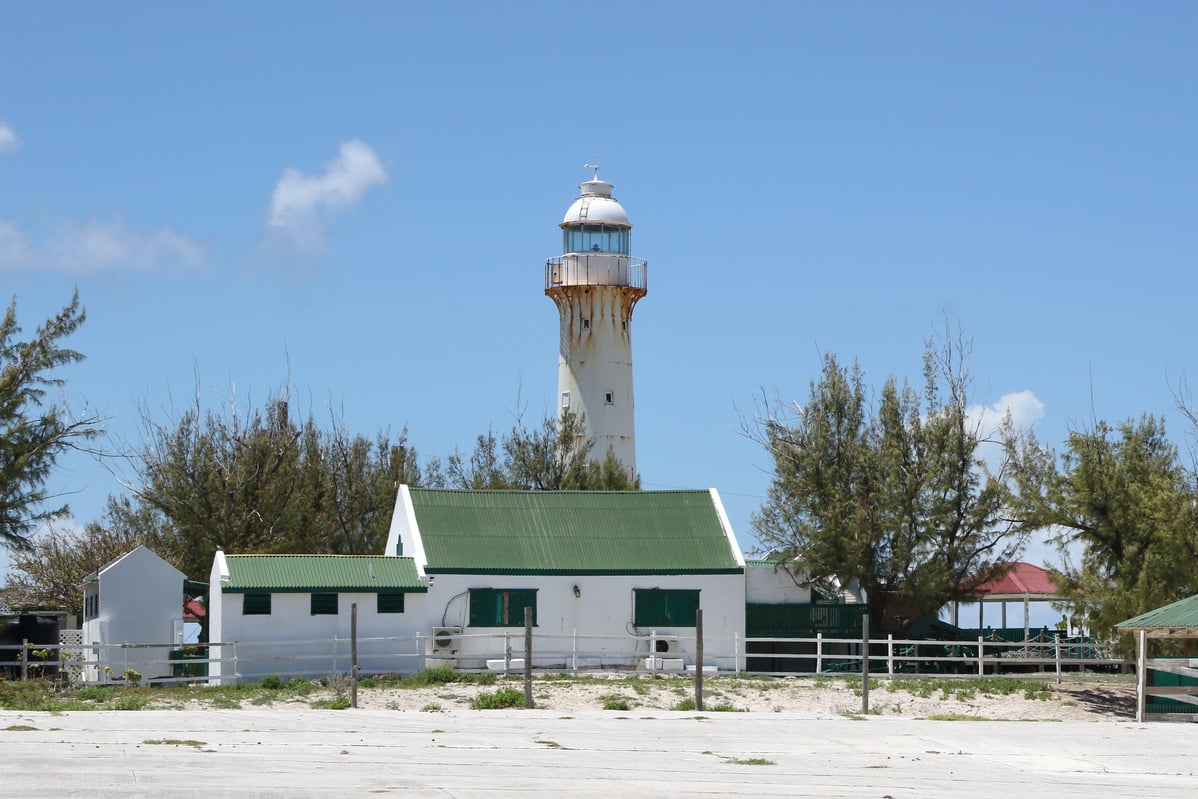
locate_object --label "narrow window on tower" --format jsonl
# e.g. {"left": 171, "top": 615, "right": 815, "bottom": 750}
{"left": 561, "top": 392, "right": 571, "bottom": 409}
{"left": 581, "top": 318, "right": 590, "bottom": 331}
{"left": 604, "top": 391, "right": 614, "bottom": 405}
{"left": 621, "top": 319, "right": 627, "bottom": 331}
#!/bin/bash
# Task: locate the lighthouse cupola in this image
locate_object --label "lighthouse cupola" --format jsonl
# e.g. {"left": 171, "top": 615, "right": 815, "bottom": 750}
{"left": 545, "top": 166, "right": 648, "bottom": 478}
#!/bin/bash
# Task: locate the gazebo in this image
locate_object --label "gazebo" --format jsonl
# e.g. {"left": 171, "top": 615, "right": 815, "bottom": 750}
{"left": 951, "top": 561, "right": 1060, "bottom": 640}
{"left": 1116, "top": 594, "right": 1198, "bottom": 722}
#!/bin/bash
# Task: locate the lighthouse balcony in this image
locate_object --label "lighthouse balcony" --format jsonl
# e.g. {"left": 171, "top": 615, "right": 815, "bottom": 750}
{"left": 545, "top": 255, "right": 648, "bottom": 291}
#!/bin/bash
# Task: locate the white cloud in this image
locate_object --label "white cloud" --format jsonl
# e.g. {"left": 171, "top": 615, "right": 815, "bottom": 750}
{"left": 966, "top": 389, "right": 1046, "bottom": 478}
{"left": 265, "top": 139, "right": 388, "bottom": 249}
{"left": 0, "top": 121, "right": 18, "bottom": 154}
{"left": 967, "top": 390, "right": 1046, "bottom": 440}
{"left": 0, "top": 216, "right": 204, "bottom": 274}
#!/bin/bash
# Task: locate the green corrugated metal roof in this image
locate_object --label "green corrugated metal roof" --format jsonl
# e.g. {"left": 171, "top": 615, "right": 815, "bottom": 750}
{"left": 1116, "top": 594, "right": 1198, "bottom": 631}
{"left": 410, "top": 488, "right": 742, "bottom": 575}
{"left": 222, "top": 555, "right": 427, "bottom": 593}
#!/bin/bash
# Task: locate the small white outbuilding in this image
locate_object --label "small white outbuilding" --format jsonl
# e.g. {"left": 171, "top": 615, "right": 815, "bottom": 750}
{"left": 81, "top": 545, "right": 186, "bottom": 683}
{"left": 208, "top": 552, "right": 429, "bottom": 683}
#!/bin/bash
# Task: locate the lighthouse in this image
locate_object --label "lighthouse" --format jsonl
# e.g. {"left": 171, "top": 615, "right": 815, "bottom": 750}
{"left": 545, "top": 166, "right": 647, "bottom": 478}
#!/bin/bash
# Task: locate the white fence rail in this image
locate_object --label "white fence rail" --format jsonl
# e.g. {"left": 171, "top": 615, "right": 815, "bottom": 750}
{"left": 0, "top": 630, "right": 1128, "bottom": 686}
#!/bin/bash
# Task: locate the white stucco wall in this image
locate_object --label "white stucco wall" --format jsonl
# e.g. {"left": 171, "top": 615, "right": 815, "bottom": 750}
{"left": 746, "top": 563, "right": 814, "bottom": 604}
{"left": 382, "top": 485, "right": 424, "bottom": 564}
{"left": 81, "top": 546, "right": 184, "bottom": 682}
{"left": 422, "top": 572, "right": 746, "bottom": 671}
{"left": 209, "top": 583, "right": 430, "bottom": 684}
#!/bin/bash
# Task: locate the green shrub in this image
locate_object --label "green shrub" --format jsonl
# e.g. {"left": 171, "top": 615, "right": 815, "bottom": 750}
{"left": 600, "top": 694, "right": 630, "bottom": 711}
{"left": 259, "top": 674, "right": 284, "bottom": 690}
{"left": 672, "top": 698, "right": 697, "bottom": 711}
{"left": 0, "top": 680, "right": 54, "bottom": 710}
{"left": 404, "top": 668, "right": 496, "bottom": 688}
{"left": 71, "top": 685, "right": 117, "bottom": 703}
{"left": 310, "top": 698, "right": 351, "bottom": 710}
{"left": 471, "top": 687, "right": 525, "bottom": 709}
{"left": 409, "top": 667, "right": 459, "bottom": 686}
{"left": 707, "top": 701, "right": 744, "bottom": 712}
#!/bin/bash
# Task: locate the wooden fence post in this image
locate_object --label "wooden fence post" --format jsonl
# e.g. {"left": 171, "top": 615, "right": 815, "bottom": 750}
{"left": 861, "top": 614, "right": 870, "bottom": 715}
{"left": 350, "top": 603, "right": 358, "bottom": 709}
{"left": 694, "top": 608, "right": 704, "bottom": 712}
{"left": 1136, "top": 629, "right": 1146, "bottom": 723}
{"left": 1053, "top": 633, "right": 1062, "bottom": 684}
{"left": 523, "top": 607, "right": 534, "bottom": 709}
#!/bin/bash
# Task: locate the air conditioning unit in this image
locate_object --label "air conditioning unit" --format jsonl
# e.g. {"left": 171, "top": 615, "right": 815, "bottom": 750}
{"left": 652, "top": 636, "right": 680, "bottom": 655}
{"left": 430, "top": 627, "right": 462, "bottom": 655}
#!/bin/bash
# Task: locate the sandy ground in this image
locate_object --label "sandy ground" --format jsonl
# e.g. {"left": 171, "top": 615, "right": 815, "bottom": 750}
{"left": 173, "top": 674, "right": 1139, "bottom": 721}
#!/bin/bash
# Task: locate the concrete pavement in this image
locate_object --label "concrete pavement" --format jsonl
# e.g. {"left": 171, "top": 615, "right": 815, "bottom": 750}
{"left": 2, "top": 709, "right": 1195, "bottom": 798}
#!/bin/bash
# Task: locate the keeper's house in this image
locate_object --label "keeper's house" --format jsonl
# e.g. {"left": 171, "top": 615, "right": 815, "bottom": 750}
{"left": 385, "top": 487, "right": 747, "bottom": 671}
{"left": 208, "top": 553, "right": 429, "bottom": 683}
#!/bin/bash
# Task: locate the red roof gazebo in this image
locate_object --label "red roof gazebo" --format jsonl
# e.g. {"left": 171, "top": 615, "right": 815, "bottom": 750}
{"left": 952, "top": 562, "right": 1061, "bottom": 637}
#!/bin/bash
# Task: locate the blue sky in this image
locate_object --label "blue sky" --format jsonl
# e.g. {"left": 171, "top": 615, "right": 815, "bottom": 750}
{"left": 2, "top": 3, "right": 1196, "bottom": 626}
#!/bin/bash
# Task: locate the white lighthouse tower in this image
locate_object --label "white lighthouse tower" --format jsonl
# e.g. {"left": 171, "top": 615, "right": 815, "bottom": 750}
{"left": 545, "top": 166, "right": 647, "bottom": 477}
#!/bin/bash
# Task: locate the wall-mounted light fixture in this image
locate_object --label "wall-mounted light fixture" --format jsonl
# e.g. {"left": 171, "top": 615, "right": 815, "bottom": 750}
{"left": 573, "top": 585, "right": 581, "bottom": 598}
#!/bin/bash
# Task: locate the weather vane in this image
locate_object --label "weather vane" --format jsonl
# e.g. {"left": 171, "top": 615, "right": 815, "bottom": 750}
{"left": 585, "top": 161, "right": 600, "bottom": 180}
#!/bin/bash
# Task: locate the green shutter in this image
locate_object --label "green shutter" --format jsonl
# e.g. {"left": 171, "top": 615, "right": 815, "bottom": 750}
{"left": 469, "top": 588, "right": 537, "bottom": 627}
{"left": 377, "top": 593, "right": 405, "bottom": 614}
{"left": 634, "top": 589, "right": 699, "bottom": 627}
{"left": 243, "top": 593, "right": 272, "bottom": 615}
{"left": 310, "top": 593, "right": 338, "bottom": 615}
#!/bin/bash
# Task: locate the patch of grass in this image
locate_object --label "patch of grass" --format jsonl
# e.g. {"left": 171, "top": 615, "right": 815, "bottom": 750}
{"left": 883, "top": 677, "right": 1056, "bottom": 703}
{"left": 600, "top": 694, "right": 631, "bottom": 711}
{"left": 259, "top": 674, "right": 284, "bottom": 690}
{"left": 536, "top": 739, "right": 563, "bottom": 748}
{"left": 924, "top": 713, "right": 986, "bottom": 721}
{"left": 420, "top": 703, "right": 442, "bottom": 712}
{"left": 672, "top": 698, "right": 696, "bottom": 711}
{"left": 403, "top": 668, "right": 497, "bottom": 688}
{"left": 4, "top": 724, "right": 38, "bottom": 731}
{"left": 309, "top": 698, "right": 351, "bottom": 710}
{"left": 71, "top": 685, "right": 118, "bottom": 703}
{"left": 706, "top": 701, "right": 745, "bottom": 713}
{"left": 0, "top": 679, "right": 55, "bottom": 710}
{"left": 471, "top": 687, "right": 525, "bottom": 709}
{"left": 112, "top": 695, "right": 149, "bottom": 711}
{"left": 144, "top": 738, "right": 206, "bottom": 747}
{"left": 727, "top": 757, "right": 776, "bottom": 766}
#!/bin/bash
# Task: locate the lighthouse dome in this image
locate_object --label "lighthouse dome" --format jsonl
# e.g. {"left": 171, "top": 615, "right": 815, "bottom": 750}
{"left": 560, "top": 172, "right": 632, "bottom": 228}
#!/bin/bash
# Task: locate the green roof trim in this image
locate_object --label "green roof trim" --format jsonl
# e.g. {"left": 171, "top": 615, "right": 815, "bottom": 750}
{"left": 1116, "top": 593, "right": 1198, "bottom": 631}
{"left": 410, "top": 488, "right": 743, "bottom": 575}
{"left": 222, "top": 555, "right": 427, "bottom": 594}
